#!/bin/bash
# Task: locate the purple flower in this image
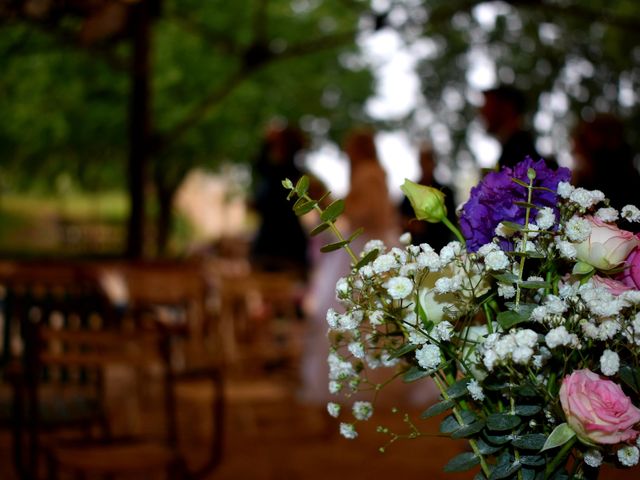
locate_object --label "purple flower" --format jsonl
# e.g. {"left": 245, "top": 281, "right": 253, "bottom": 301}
{"left": 459, "top": 157, "right": 571, "bottom": 252}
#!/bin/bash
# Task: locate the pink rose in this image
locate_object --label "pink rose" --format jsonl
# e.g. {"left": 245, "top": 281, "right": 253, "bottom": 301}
{"left": 559, "top": 369, "right": 640, "bottom": 445}
{"left": 619, "top": 245, "right": 640, "bottom": 289}
{"left": 574, "top": 216, "right": 640, "bottom": 270}
{"left": 591, "top": 275, "right": 633, "bottom": 296}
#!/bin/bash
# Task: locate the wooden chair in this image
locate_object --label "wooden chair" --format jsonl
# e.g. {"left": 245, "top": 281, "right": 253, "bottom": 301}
{"left": 21, "top": 314, "right": 224, "bottom": 480}
{"left": 0, "top": 262, "right": 115, "bottom": 479}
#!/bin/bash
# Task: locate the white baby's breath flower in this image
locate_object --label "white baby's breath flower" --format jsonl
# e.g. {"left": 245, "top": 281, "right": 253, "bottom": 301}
{"left": 340, "top": 423, "right": 358, "bottom": 439}
{"left": 531, "top": 305, "right": 548, "bottom": 323}
{"left": 600, "top": 349, "right": 620, "bottom": 376}
{"left": 400, "top": 263, "right": 418, "bottom": 277}
{"left": 416, "top": 251, "right": 441, "bottom": 271}
{"left": 359, "top": 265, "right": 374, "bottom": 278}
{"left": 515, "top": 329, "right": 538, "bottom": 348}
{"left": 566, "top": 216, "right": 592, "bottom": 242}
{"left": 478, "top": 243, "right": 500, "bottom": 257}
{"left": 326, "top": 308, "right": 340, "bottom": 329}
{"left": 570, "top": 188, "right": 598, "bottom": 209}
{"left": 329, "top": 381, "right": 341, "bottom": 394}
{"left": 439, "top": 242, "right": 462, "bottom": 265}
{"left": 485, "top": 250, "right": 510, "bottom": 271}
{"left": 556, "top": 239, "right": 577, "bottom": 260}
{"left": 386, "top": 277, "right": 413, "bottom": 299}
{"left": 327, "top": 402, "right": 341, "bottom": 418}
{"left": 526, "top": 223, "right": 540, "bottom": 238}
{"left": 622, "top": 205, "right": 640, "bottom": 222}
{"left": 495, "top": 222, "right": 514, "bottom": 238}
{"left": 545, "top": 326, "right": 578, "bottom": 349}
{"left": 557, "top": 181, "right": 574, "bottom": 199}
{"left": 407, "top": 327, "right": 429, "bottom": 345}
{"left": 435, "top": 277, "right": 453, "bottom": 294}
{"left": 336, "top": 277, "right": 350, "bottom": 297}
{"left": 494, "top": 335, "right": 517, "bottom": 359}
{"left": 584, "top": 449, "right": 603, "bottom": 468}
{"left": 363, "top": 239, "right": 385, "bottom": 255}
{"left": 434, "top": 321, "right": 454, "bottom": 342}
{"left": 483, "top": 349, "right": 498, "bottom": 371}
{"left": 399, "top": 232, "right": 412, "bottom": 245}
{"left": 352, "top": 401, "right": 373, "bottom": 421}
{"left": 598, "top": 320, "right": 620, "bottom": 341}
{"left": 369, "top": 310, "right": 384, "bottom": 326}
{"left": 512, "top": 346, "right": 534, "bottom": 365}
{"left": 348, "top": 341, "right": 365, "bottom": 359}
{"left": 467, "top": 379, "right": 485, "bottom": 401}
{"left": 536, "top": 207, "right": 555, "bottom": 230}
{"left": 373, "top": 254, "right": 398, "bottom": 274}
{"left": 595, "top": 207, "right": 619, "bottom": 222}
{"left": 497, "top": 283, "right": 516, "bottom": 299}
{"left": 415, "top": 344, "right": 441, "bottom": 371}
{"left": 617, "top": 445, "right": 639, "bottom": 467}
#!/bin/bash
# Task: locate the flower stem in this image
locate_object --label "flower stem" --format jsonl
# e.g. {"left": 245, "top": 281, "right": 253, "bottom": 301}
{"left": 442, "top": 216, "right": 466, "bottom": 245}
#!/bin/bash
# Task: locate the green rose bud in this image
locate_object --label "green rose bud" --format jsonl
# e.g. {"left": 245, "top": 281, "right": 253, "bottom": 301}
{"left": 400, "top": 179, "right": 447, "bottom": 223}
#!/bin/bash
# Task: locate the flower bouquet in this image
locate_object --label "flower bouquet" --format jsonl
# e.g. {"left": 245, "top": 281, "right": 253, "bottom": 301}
{"left": 283, "top": 157, "right": 640, "bottom": 479}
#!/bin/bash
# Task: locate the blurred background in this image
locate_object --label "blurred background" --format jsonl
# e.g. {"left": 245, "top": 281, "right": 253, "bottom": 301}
{"left": 1, "top": 0, "right": 640, "bottom": 479}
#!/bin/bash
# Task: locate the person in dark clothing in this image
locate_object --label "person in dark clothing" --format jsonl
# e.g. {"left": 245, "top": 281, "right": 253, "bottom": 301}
{"left": 572, "top": 114, "right": 640, "bottom": 215}
{"left": 480, "top": 85, "right": 547, "bottom": 169}
{"left": 400, "top": 144, "right": 456, "bottom": 250}
{"left": 250, "top": 123, "right": 309, "bottom": 275}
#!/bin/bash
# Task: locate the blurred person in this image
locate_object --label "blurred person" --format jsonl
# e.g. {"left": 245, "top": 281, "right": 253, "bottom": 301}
{"left": 250, "top": 122, "right": 310, "bottom": 276}
{"left": 480, "top": 85, "right": 546, "bottom": 169}
{"left": 399, "top": 143, "right": 456, "bottom": 250}
{"left": 301, "top": 128, "right": 437, "bottom": 411}
{"left": 572, "top": 113, "right": 640, "bottom": 213}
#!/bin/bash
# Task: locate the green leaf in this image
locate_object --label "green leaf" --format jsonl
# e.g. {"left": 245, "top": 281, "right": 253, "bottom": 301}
{"left": 440, "top": 414, "right": 461, "bottom": 434}
{"left": 511, "top": 177, "right": 530, "bottom": 188}
{"left": 497, "top": 310, "right": 530, "bottom": 329}
{"left": 483, "top": 432, "right": 512, "bottom": 445}
{"left": 452, "top": 420, "right": 486, "bottom": 439}
{"left": 443, "top": 452, "right": 480, "bottom": 473}
{"left": 540, "top": 423, "right": 575, "bottom": 452}
{"left": 320, "top": 199, "right": 345, "bottom": 223}
{"left": 519, "top": 455, "right": 545, "bottom": 467}
{"left": 446, "top": 378, "right": 470, "bottom": 399}
{"left": 492, "top": 272, "right": 519, "bottom": 283}
{"left": 348, "top": 227, "right": 364, "bottom": 242}
{"left": 295, "top": 175, "right": 309, "bottom": 196}
{"left": 519, "top": 467, "right": 538, "bottom": 480}
{"left": 487, "top": 413, "right": 521, "bottom": 431}
{"left": 402, "top": 366, "right": 430, "bottom": 383}
{"left": 355, "top": 248, "right": 378, "bottom": 269}
{"left": 512, "top": 434, "right": 546, "bottom": 450}
{"left": 389, "top": 343, "right": 417, "bottom": 360}
{"left": 619, "top": 365, "right": 640, "bottom": 393}
{"left": 309, "top": 222, "right": 330, "bottom": 236}
{"left": 572, "top": 261, "right": 595, "bottom": 275}
{"left": 507, "top": 250, "right": 545, "bottom": 259}
{"left": 514, "top": 201, "right": 539, "bottom": 209}
{"left": 420, "top": 399, "right": 455, "bottom": 419}
{"left": 518, "top": 280, "right": 551, "bottom": 289}
{"left": 514, "top": 405, "right": 542, "bottom": 417}
{"left": 501, "top": 221, "right": 525, "bottom": 231}
{"left": 294, "top": 200, "right": 317, "bottom": 216}
{"left": 476, "top": 438, "right": 502, "bottom": 455}
{"left": 320, "top": 240, "right": 350, "bottom": 253}
{"left": 514, "top": 384, "right": 539, "bottom": 397}
{"left": 490, "top": 461, "right": 521, "bottom": 479}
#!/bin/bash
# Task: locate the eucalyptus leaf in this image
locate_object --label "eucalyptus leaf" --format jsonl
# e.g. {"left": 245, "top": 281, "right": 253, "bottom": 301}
{"left": 320, "top": 199, "right": 345, "bottom": 222}
{"left": 389, "top": 343, "right": 417, "bottom": 360}
{"left": 514, "top": 201, "right": 539, "bottom": 209}
{"left": 475, "top": 437, "right": 502, "bottom": 455}
{"left": 487, "top": 413, "right": 521, "bottom": 431}
{"left": 440, "top": 414, "right": 461, "bottom": 434}
{"left": 309, "top": 222, "right": 330, "bottom": 236}
{"left": 519, "top": 455, "right": 545, "bottom": 467}
{"left": 452, "top": 420, "right": 486, "bottom": 439}
{"left": 501, "top": 221, "right": 525, "bottom": 231}
{"left": 497, "top": 310, "right": 530, "bottom": 329}
{"left": 619, "top": 365, "right": 640, "bottom": 393}
{"left": 512, "top": 433, "right": 546, "bottom": 450}
{"left": 295, "top": 175, "right": 309, "bottom": 196}
{"left": 348, "top": 227, "right": 364, "bottom": 242}
{"left": 520, "top": 467, "right": 539, "bottom": 480}
{"left": 514, "top": 405, "right": 542, "bottom": 416}
{"left": 446, "top": 378, "right": 471, "bottom": 399}
{"left": 540, "top": 423, "right": 575, "bottom": 452}
{"left": 420, "top": 399, "right": 455, "bottom": 419}
{"left": 518, "top": 280, "right": 551, "bottom": 289}
{"left": 492, "top": 272, "right": 519, "bottom": 283}
{"left": 483, "top": 432, "right": 513, "bottom": 445}
{"left": 511, "top": 177, "right": 530, "bottom": 188}
{"left": 294, "top": 200, "right": 317, "bottom": 216}
{"left": 443, "top": 452, "right": 480, "bottom": 473}
{"left": 402, "top": 366, "right": 430, "bottom": 383}
{"left": 490, "top": 461, "right": 521, "bottom": 480}
{"left": 355, "top": 249, "right": 378, "bottom": 269}
{"left": 320, "top": 240, "right": 350, "bottom": 252}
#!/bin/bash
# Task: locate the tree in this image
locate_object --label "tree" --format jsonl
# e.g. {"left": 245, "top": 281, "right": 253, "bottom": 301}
{"left": 0, "top": 0, "right": 374, "bottom": 255}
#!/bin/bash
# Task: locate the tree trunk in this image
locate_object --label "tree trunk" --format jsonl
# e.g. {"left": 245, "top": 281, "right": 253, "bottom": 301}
{"left": 155, "top": 184, "right": 175, "bottom": 256}
{"left": 125, "top": 0, "right": 151, "bottom": 259}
